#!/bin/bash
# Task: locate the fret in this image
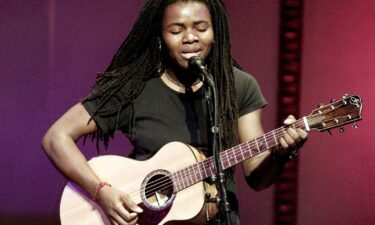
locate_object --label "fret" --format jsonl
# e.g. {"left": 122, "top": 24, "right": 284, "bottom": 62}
{"left": 202, "top": 161, "right": 208, "bottom": 178}
{"left": 226, "top": 149, "right": 230, "bottom": 167}
{"left": 224, "top": 149, "right": 229, "bottom": 168}
{"left": 272, "top": 130, "right": 279, "bottom": 146}
{"left": 182, "top": 171, "right": 188, "bottom": 189}
{"left": 208, "top": 160, "right": 213, "bottom": 176}
{"left": 173, "top": 173, "right": 180, "bottom": 191}
{"left": 245, "top": 142, "right": 253, "bottom": 158}
{"left": 187, "top": 168, "right": 193, "bottom": 187}
{"left": 190, "top": 167, "right": 196, "bottom": 184}
{"left": 228, "top": 148, "right": 237, "bottom": 166}
{"left": 196, "top": 164, "right": 203, "bottom": 180}
{"left": 240, "top": 142, "right": 253, "bottom": 159}
{"left": 207, "top": 161, "right": 212, "bottom": 176}
{"left": 254, "top": 138, "right": 260, "bottom": 153}
{"left": 211, "top": 162, "right": 216, "bottom": 175}
{"left": 234, "top": 148, "right": 239, "bottom": 163}
{"left": 192, "top": 165, "right": 198, "bottom": 183}
{"left": 263, "top": 135, "right": 269, "bottom": 149}
{"left": 177, "top": 171, "right": 185, "bottom": 190}
{"left": 201, "top": 161, "right": 208, "bottom": 178}
{"left": 251, "top": 140, "right": 259, "bottom": 155}
{"left": 197, "top": 165, "right": 202, "bottom": 181}
{"left": 256, "top": 137, "right": 266, "bottom": 151}
{"left": 239, "top": 145, "right": 245, "bottom": 161}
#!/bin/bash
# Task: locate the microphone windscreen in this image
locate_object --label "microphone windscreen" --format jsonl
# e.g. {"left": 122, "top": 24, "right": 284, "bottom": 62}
{"left": 188, "top": 56, "right": 204, "bottom": 70}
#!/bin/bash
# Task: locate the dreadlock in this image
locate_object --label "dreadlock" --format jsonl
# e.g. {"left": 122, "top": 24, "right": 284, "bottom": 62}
{"left": 83, "top": 0, "right": 239, "bottom": 151}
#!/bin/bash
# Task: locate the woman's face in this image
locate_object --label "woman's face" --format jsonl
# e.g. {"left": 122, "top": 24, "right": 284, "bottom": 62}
{"left": 161, "top": 1, "right": 214, "bottom": 69}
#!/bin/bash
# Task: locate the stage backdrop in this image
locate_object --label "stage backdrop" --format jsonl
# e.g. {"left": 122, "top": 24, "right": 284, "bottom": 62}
{"left": 0, "top": 0, "right": 374, "bottom": 224}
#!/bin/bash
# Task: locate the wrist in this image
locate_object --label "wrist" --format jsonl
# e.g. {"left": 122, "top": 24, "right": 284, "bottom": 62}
{"left": 92, "top": 181, "right": 111, "bottom": 201}
{"left": 271, "top": 146, "right": 297, "bottom": 163}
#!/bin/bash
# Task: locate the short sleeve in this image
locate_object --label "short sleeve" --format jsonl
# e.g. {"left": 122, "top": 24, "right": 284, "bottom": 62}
{"left": 82, "top": 94, "right": 124, "bottom": 137}
{"left": 234, "top": 67, "right": 267, "bottom": 117}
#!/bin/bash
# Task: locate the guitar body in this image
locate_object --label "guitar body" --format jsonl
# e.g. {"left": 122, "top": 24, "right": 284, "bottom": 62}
{"left": 60, "top": 142, "right": 218, "bottom": 225}
{"left": 60, "top": 94, "right": 363, "bottom": 225}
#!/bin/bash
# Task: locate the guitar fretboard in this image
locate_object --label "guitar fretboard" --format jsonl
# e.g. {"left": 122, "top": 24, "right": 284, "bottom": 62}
{"left": 171, "top": 118, "right": 308, "bottom": 192}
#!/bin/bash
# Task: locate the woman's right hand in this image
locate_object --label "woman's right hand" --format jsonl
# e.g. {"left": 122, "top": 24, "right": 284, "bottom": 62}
{"left": 96, "top": 185, "right": 143, "bottom": 225}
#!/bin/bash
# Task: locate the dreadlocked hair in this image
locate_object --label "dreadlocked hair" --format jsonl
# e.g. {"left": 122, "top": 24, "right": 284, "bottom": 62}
{"left": 83, "top": 1, "right": 163, "bottom": 148}
{"left": 203, "top": 0, "right": 239, "bottom": 151}
{"left": 83, "top": 0, "right": 239, "bottom": 151}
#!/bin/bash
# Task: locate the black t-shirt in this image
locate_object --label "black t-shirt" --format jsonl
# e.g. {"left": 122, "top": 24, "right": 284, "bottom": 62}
{"left": 83, "top": 67, "right": 267, "bottom": 213}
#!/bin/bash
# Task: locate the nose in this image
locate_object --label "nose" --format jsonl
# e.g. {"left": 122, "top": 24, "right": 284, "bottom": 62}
{"left": 183, "top": 29, "right": 198, "bottom": 43}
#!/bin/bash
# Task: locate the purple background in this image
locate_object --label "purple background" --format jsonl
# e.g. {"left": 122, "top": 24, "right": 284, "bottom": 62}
{"left": 1, "top": 1, "right": 374, "bottom": 224}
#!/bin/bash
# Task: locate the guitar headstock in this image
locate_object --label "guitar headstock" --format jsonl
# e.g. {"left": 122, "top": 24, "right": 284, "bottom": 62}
{"left": 307, "top": 94, "right": 362, "bottom": 132}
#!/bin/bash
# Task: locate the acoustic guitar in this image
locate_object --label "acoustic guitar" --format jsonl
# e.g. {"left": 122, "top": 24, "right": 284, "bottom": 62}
{"left": 60, "top": 94, "right": 362, "bottom": 225}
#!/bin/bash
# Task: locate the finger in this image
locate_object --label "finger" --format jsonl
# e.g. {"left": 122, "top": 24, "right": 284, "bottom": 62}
{"left": 277, "top": 138, "right": 293, "bottom": 157}
{"left": 111, "top": 213, "right": 138, "bottom": 225}
{"left": 279, "top": 137, "right": 289, "bottom": 149}
{"left": 121, "top": 195, "right": 143, "bottom": 214}
{"left": 109, "top": 213, "right": 128, "bottom": 225}
{"left": 110, "top": 218, "right": 117, "bottom": 225}
{"left": 114, "top": 202, "right": 138, "bottom": 222}
{"left": 287, "top": 128, "right": 301, "bottom": 145}
{"left": 284, "top": 115, "right": 296, "bottom": 125}
{"left": 284, "top": 129, "right": 297, "bottom": 147}
{"left": 296, "top": 128, "right": 308, "bottom": 140}
{"left": 295, "top": 129, "right": 308, "bottom": 148}
{"left": 113, "top": 213, "right": 138, "bottom": 225}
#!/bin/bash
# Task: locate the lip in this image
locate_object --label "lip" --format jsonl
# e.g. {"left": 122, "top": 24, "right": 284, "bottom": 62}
{"left": 181, "top": 50, "right": 201, "bottom": 60}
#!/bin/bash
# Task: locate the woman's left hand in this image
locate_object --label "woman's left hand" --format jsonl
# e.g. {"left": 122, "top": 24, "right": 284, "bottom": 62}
{"left": 276, "top": 115, "right": 308, "bottom": 161}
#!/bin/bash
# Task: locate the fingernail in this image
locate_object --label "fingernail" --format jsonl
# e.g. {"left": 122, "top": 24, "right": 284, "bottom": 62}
{"left": 284, "top": 118, "right": 291, "bottom": 124}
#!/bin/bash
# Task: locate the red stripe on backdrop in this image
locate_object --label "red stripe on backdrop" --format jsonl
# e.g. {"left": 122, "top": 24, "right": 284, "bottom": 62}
{"left": 274, "top": 0, "right": 304, "bottom": 224}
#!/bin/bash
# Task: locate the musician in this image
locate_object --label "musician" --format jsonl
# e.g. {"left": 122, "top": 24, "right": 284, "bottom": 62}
{"left": 42, "top": 0, "right": 308, "bottom": 224}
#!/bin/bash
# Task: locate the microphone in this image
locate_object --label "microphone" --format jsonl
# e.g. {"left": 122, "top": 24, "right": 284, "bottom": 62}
{"left": 188, "top": 56, "right": 215, "bottom": 87}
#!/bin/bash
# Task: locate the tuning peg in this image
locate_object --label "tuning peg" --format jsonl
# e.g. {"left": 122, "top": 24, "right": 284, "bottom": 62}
{"left": 330, "top": 98, "right": 336, "bottom": 103}
{"left": 352, "top": 122, "right": 358, "bottom": 129}
{"left": 342, "top": 94, "right": 349, "bottom": 99}
{"left": 339, "top": 127, "right": 345, "bottom": 133}
{"left": 327, "top": 130, "right": 332, "bottom": 136}
{"left": 318, "top": 103, "right": 324, "bottom": 108}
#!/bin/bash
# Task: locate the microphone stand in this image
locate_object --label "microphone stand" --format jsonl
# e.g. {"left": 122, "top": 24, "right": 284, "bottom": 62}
{"left": 203, "top": 72, "right": 232, "bottom": 225}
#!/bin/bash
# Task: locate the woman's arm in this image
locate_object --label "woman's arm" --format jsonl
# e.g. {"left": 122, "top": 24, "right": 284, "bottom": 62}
{"left": 42, "top": 103, "right": 142, "bottom": 225}
{"left": 238, "top": 109, "right": 308, "bottom": 191}
{"left": 42, "top": 103, "right": 101, "bottom": 194}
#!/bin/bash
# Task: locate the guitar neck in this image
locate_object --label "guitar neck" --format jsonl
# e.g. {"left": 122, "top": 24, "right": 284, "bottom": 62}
{"left": 173, "top": 94, "right": 363, "bottom": 192}
{"left": 172, "top": 118, "right": 309, "bottom": 192}
{"left": 221, "top": 118, "right": 308, "bottom": 170}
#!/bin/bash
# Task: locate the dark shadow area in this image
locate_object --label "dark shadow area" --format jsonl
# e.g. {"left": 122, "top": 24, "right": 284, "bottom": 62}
{"left": 0, "top": 212, "right": 60, "bottom": 225}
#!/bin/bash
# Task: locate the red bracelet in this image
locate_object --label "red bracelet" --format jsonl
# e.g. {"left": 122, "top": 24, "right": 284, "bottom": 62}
{"left": 93, "top": 181, "right": 111, "bottom": 201}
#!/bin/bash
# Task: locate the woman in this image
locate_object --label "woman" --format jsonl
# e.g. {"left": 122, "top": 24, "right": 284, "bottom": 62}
{"left": 42, "top": 0, "right": 307, "bottom": 224}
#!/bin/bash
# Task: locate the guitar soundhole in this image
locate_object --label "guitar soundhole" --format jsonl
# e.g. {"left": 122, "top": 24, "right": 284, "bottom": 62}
{"left": 141, "top": 169, "right": 176, "bottom": 211}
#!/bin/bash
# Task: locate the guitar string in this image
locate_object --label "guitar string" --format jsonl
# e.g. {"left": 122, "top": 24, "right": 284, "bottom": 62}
{"left": 127, "top": 118, "right": 309, "bottom": 201}
{"left": 142, "top": 104, "right": 353, "bottom": 203}
{"left": 127, "top": 102, "right": 350, "bottom": 202}
{"left": 126, "top": 120, "right": 307, "bottom": 201}
{"left": 147, "top": 99, "right": 351, "bottom": 198}
{"left": 129, "top": 119, "right": 313, "bottom": 202}
{"left": 129, "top": 119, "right": 309, "bottom": 201}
